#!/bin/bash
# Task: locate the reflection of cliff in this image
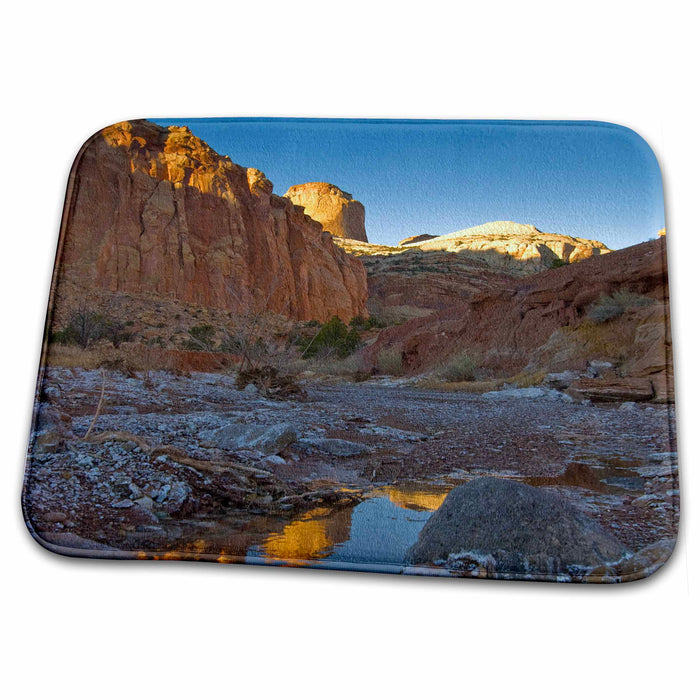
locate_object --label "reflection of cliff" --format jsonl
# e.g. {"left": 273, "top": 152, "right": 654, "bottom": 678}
{"left": 261, "top": 506, "right": 354, "bottom": 563}
{"left": 383, "top": 487, "right": 448, "bottom": 512}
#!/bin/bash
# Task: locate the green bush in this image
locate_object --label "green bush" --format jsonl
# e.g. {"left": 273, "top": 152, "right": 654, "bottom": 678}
{"left": 549, "top": 258, "right": 569, "bottom": 269}
{"left": 301, "top": 316, "right": 361, "bottom": 359}
{"left": 438, "top": 352, "right": 476, "bottom": 382}
{"left": 349, "top": 315, "right": 386, "bottom": 331}
{"left": 587, "top": 289, "right": 654, "bottom": 324}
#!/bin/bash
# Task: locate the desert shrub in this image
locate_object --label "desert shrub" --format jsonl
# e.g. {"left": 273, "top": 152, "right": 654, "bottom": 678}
{"left": 438, "top": 352, "right": 476, "bottom": 382}
{"left": 303, "top": 352, "right": 364, "bottom": 377}
{"left": 52, "top": 308, "right": 132, "bottom": 348}
{"left": 549, "top": 258, "right": 569, "bottom": 269}
{"left": 235, "top": 365, "right": 304, "bottom": 399}
{"left": 301, "top": 316, "right": 361, "bottom": 359}
{"left": 185, "top": 324, "right": 216, "bottom": 351}
{"left": 376, "top": 348, "right": 404, "bottom": 376}
{"left": 510, "top": 369, "right": 547, "bottom": 388}
{"left": 349, "top": 315, "right": 386, "bottom": 331}
{"left": 587, "top": 289, "right": 654, "bottom": 324}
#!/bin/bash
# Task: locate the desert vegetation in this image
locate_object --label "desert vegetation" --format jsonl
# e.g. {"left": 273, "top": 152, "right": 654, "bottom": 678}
{"left": 375, "top": 348, "right": 404, "bottom": 376}
{"left": 51, "top": 304, "right": 133, "bottom": 349}
{"left": 587, "top": 289, "right": 654, "bottom": 324}
{"left": 437, "top": 352, "right": 477, "bottom": 382}
{"left": 294, "top": 316, "right": 361, "bottom": 359}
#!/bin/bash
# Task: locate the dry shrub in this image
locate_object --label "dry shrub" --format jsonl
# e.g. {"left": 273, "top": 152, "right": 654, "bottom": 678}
{"left": 305, "top": 352, "right": 365, "bottom": 377}
{"left": 509, "top": 369, "right": 547, "bottom": 388}
{"left": 587, "top": 289, "right": 654, "bottom": 324}
{"left": 437, "top": 352, "right": 476, "bottom": 382}
{"left": 235, "top": 365, "right": 304, "bottom": 399}
{"left": 376, "top": 349, "right": 404, "bottom": 376}
{"left": 45, "top": 342, "right": 238, "bottom": 374}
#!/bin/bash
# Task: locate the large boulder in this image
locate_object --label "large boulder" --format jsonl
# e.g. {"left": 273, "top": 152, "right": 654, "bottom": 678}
{"left": 284, "top": 182, "right": 368, "bottom": 242}
{"left": 407, "top": 477, "right": 628, "bottom": 577}
{"left": 298, "top": 437, "right": 372, "bottom": 457}
{"left": 567, "top": 377, "right": 654, "bottom": 402}
{"left": 201, "top": 422, "right": 297, "bottom": 455}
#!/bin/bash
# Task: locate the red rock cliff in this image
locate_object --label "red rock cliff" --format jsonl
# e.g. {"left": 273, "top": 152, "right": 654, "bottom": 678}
{"left": 284, "top": 182, "right": 368, "bottom": 242}
{"left": 366, "top": 237, "right": 671, "bottom": 380}
{"left": 58, "top": 120, "right": 368, "bottom": 322}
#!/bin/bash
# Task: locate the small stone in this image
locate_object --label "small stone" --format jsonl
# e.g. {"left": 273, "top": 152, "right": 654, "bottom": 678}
{"left": 111, "top": 499, "right": 133, "bottom": 509}
{"left": 134, "top": 496, "right": 155, "bottom": 510}
{"left": 543, "top": 371, "right": 579, "bottom": 390}
{"left": 243, "top": 383, "right": 259, "bottom": 395}
{"left": 44, "top": 511, "right": 67, "bottom": 523}
{"left": 164, "top": 482, "right": 191, "bottom": 514}
{"left": 111, "top": 406, "right": 139, "bottom": 415}
{"left": 298, "top": 437, "right": 372, "bottom": 457}
{"left": 482, "top": 387, "right": 546, "bottom": 400}
{"left": 263, "top": 455, "right": 286, "bottom": 466}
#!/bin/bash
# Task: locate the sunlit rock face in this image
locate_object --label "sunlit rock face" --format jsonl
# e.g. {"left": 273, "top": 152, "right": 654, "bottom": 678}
{"left": 284, "top": 182, "right": 368, "bottom": 242}
{"left": 59, "top": 120, "right": 368, "bottom": 322}
{"left": 403, "top": 221, "right": 612, "bottom": 275}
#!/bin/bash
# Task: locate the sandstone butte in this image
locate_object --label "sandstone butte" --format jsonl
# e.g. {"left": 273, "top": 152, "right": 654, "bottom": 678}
{"left": 365, "top": 236, "right": 673, "bottom": 401}
{"left": 57, "top": 120, "right": 368, "bottom": 322}
{"left": 398, "top": 221, "right": 612, "bottom": 274}
{"left": 284, "top": 182, "right": 368, "bottom": 242}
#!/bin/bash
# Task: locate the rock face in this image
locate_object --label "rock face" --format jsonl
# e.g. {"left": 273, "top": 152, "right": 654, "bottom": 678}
{"left": 567, "top": 377, "right": 654, "bottom": 403}
{"left": 404, "top": 221, "right": 611, "bottom": 274}
{"left": 407, "top": 478, "right": 628, "bottom": 576}
{"left": 398, "top": 234, "right": 438, "bottom": 246}
{"left": 366, "top": 237, "right": 672, "bottom": 398}
{"left": 284, "top": 182, "right": 368, "bottom": 242}
{"left": 335, "top": 238, "right": 517, "bottom": 321}
{"left": 59, "top": 121, "right": 367, "bottom": 322}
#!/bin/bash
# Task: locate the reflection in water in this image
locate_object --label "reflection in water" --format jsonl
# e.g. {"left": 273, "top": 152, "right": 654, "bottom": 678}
{"left": 217, "top": 455, "right": 654, "bottom": 570}
{"left": 260, "top": 507, "right": 352, "bottom": 564}
{"left": 248, "top": 485, "right": 450, "bottom": 567}
{"left": 523, "top": 459, "right": 645, "bottom": 494}
{"left": 384, "top": 487, "right": 448, "bottom": 511}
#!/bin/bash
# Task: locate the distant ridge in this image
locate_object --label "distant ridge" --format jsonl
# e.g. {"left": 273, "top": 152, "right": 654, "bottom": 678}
{"left": 339, "top": 221, "right": 612, "bottom": 276}
{"left": 400, "top": 220, "right": 611, "bottom": 273}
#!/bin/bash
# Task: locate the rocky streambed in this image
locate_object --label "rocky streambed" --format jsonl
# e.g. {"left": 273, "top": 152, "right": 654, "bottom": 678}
{"left": 24, "top": 368, "right": 678, "bottom": 581}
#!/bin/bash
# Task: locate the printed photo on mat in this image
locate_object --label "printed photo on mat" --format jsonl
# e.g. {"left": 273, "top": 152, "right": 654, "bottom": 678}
{"left": 23, "top": 119, "right": 678, "bottom": 582}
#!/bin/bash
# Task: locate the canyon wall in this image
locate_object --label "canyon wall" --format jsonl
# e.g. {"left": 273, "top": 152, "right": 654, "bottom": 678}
{"left": 58, "top": 120, "right": 367, "bottom": 322}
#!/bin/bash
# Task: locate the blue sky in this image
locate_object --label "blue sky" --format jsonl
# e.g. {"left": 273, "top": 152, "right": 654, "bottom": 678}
{"left": 155, "top": 118, "right": 665, "bottom": 249}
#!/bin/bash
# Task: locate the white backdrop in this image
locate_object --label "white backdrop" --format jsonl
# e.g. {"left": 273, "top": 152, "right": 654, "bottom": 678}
{"left": 2, "top": 2, "right": 696, "bottom": 698}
